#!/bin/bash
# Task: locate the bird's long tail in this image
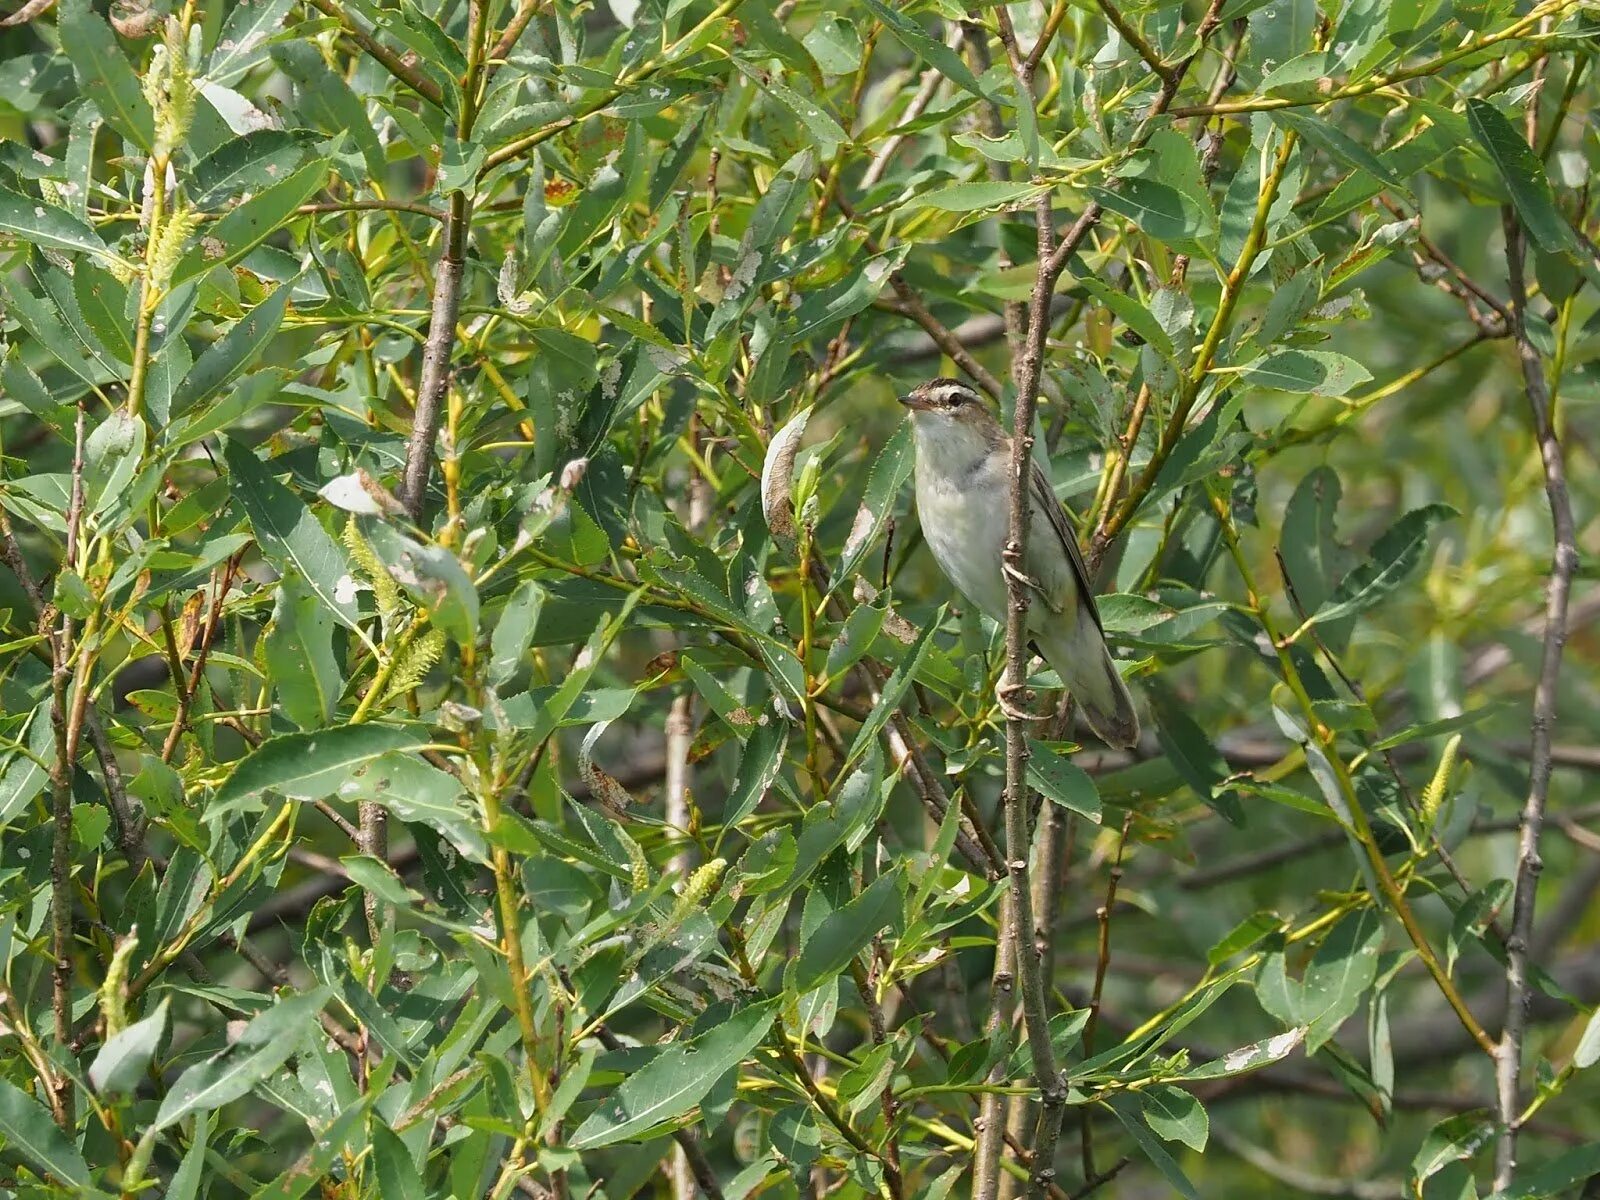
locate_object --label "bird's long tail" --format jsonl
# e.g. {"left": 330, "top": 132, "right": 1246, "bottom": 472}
{"left": 1034, "top": 614, "right": 1140, "bottom": 749}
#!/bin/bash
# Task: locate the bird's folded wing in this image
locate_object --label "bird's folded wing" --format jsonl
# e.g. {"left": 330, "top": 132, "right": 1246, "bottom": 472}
{"left": 1029, "top": 461, "right": 1104, "bottom": 634}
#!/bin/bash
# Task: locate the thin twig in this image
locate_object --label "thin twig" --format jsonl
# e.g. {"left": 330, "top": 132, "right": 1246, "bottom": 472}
{"left": 1493, "top": 198, "right": 1578, "bottom": 1189}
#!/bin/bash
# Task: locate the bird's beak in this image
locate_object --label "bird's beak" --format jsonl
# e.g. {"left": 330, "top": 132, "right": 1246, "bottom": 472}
{"left": 899, "top": 390, "right": 932, "bottom": 412}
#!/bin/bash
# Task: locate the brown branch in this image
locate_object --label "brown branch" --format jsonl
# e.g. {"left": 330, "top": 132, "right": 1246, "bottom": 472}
{"left": 302, "top": 0, "right": 445, "bottom": 107}
{"left": 1493, "top": 198, "right": 1579, "bottom": 1187}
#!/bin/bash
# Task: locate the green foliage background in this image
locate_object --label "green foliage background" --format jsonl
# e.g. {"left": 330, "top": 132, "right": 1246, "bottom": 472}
{"left": 0, "top": 0, "right": 1596, "bottom": 1195}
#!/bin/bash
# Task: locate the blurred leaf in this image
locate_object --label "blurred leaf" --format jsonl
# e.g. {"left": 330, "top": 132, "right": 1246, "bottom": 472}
{"left": 1316, "top": 504, "right": 1456, "bottom": 625}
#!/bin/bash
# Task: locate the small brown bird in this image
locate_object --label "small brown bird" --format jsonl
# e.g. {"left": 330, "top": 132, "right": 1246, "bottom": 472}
{"left": 900, "top": 378, "right": 1140, "bottom": 749}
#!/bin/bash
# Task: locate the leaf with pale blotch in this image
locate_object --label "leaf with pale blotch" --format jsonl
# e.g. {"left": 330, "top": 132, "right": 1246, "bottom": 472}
{"left": 761, "top": 406, "right": 811, "bottom": 554}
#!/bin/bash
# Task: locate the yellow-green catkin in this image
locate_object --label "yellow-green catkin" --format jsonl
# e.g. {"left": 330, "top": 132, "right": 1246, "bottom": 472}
{"left": 382, "top": 629, "right": 445, "bottom": 703}
{"left": 100, "top": 929, "right": 139, "bottom": 1038}
{"left": 1421, "top": 733, "right": 1462, "bottom": 827}
{"left": 344, "top": 517, "right": 401, "bottom": 616}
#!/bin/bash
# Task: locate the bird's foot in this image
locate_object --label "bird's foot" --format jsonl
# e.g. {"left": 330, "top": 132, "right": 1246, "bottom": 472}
{"left": 1001, "top": 561, "right": 1046, "bottom": 596}
{"left": 996, "top": 682, "right": 1050, "bottom": 723}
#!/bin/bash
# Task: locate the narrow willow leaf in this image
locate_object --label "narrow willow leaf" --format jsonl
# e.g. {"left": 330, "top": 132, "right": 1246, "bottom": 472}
{"left": 1141, "top": 1084, "right": 1209, "bottom": 1152}
{"left": 1486, "top": 1142, "right": 1600, "bottom": 1200}
{"left": 223, "top": 437, "right": 360, "bottom": 629}
{"left": 154, "top": 988, "right": 332, "bottom": 1130}
{"left": 0, "top": 1078, "right": 93, "bottom": 1189}
{"left": 0, "top": 186, "right": 122, "bottom": 264}
{"left": 1026, "top": 740, "right": 1102, "bottom": 821}
{"left": 265, "top": 571, "right": 343, "bottom": 729}
{"left": 212, "top": 724, "right": 423, "bottom": 812}
{"left": 1467, "top": 98, "right": 1579, "bottom": 256}
{"left": 733, "top": 60, "right": 847, "bottom": 155}
{"left": 1235, "top": 349, "right": 1372, "bottom": 396}
{"left": 58, "top": 0, "right": 154, "bottom": 151}
{"left": 1316, "top": 503, "right": 1456, "bottom": 625}
{"left": 1108, "top": 1096, "right": 1200, "bottom": 1199}
{"left": 857, "top": 0, "right": 987, "bottom": 99}
{"left": 172, "top": 158, "right": 330, "bottom": 286}
{"left": 170, "top": 284, "right": 291, "bottom": 417}
{"left": 1301, "top": 908, "right": 1383, "bottom": 1051}
{"left": 793, "top": 868, "right": 901, "bottom": 993}
{"left": 568, "top": 997, "right": 780, "bottom": 1148}
{"left": 907, "top": 180, "right": 1047, "bottom": 213}
{"left": 90, "top": 998, "right": 170, "bottom": 1095}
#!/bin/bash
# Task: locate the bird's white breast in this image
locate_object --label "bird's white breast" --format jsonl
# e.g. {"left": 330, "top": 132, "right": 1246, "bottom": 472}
{"left": 911, "top": 421, "right": 1011, "bottom": 624}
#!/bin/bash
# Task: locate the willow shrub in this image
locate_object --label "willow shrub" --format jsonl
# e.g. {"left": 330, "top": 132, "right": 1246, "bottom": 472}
{"left": 0, "top": 0, "right": 1596, "bottom": 1196}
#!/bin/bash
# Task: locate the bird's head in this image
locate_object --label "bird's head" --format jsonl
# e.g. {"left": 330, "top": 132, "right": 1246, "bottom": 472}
{"left": 899, "top": 378, "right": 993, "bottom": 427}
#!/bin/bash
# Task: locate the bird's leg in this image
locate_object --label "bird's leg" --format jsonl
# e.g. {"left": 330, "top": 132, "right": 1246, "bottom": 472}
{"left": 996, "top": 681, "right": 1050, "bottom": 723}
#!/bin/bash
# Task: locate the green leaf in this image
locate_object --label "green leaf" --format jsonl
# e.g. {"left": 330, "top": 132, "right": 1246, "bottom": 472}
{"left": 0, "top": 1078, "right": 93, "bottom": 1189}
{"left": 489, "top": 579, "right": 545, "bottom": 688}
{"left": 190, "top": 131, "right": 315, "bottom": 210}
{"left": 0, "top": 186, "right": 122, "bottom": 264}
{"left": 793, "top": 868, "right": 902, "bottom": 993}
{"left": 1487, "top": 1142, "right": 1600, "bottom": 1200}
{"left": 1467, "top": 98, "right": 1579, "bottom": 256}
{"left": 224, "top": 437, "right": 360, "bottom": 629}
{"left": 265, "top": 572, "right": 343, "bottom": 729}
{"left": 1236, "top": 349, "right": 1372, "bottom": 396}
{"left": 371, "top": 1122, "right": 427, "bottom": 1200}
{"left": 90, "top": 998, "right": 170, "bottom": 1096}
{"left": 173, "top": 158, "right": 330, "bottom": 286}
{"left": 833, "top": 418, "right": 913, "bottom": 591}
{"left": 1108, "top": 1096, "right": 1199, "bottom": 1199}
{"left": 84, "top": 409, "right": 147, "bottom": 524}
{"left": 839, "top": 607, "right": 941, "bottom": 774}
{"left": 208, "top": 0, "right": 296, "bottom": 83}
{"left": 1316, "top": 503, "right": 1456, "bottom": 625}
{"left": 857, "top": 0, "right": 989, "bottom": 100}
{"left": 1141, "top": 1085, "right": 1209, "bottom": 1152}
{"left": 72, "top": 262, "right": 134, "bottom": 363}
{"left": 569, "top": 997, "right": 781, "bottom": 1148}
{"left": 1301, "top": 908, "right": 1383, "bottom": 1051}
{"left": 907, "top": 180, "right": 1047, "bottom": 213}
{"left": 59, "top": 0, "right": 154, "bottom": 151}
{"left": 154, "top": 988, "right": 331, "bottom": 1130}
{"left": 1208, "top": 911, "right": 1281, "bottom": 966}
{"left": 1185, "top": 1027, "right": 1306, "bottom": 1079}
{"left": 213, "top": 724, "right": 423, "bottom": 811}
{"left": 1089, "top": 129, "right": 1218, "bottom": 255}
{"left": 1273, "top": 111, "right": 1409, "bottom": 192}
{"left": 1026, "top": 740, "right": 1101, "bottom": 820}
{"left": 363, "top": 522, "right": 479, "bottom": 643}
{"left": 170, "top": 285, "right": 291, "bottom": 418}
{"left": 1412, "top": 1112, "right": 1495, "bottom": 1184}
{"left": 734, "top": 61, "right": 848, "bottom": 156}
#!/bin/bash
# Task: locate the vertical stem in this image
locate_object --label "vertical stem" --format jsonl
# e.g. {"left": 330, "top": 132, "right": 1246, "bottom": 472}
{"left": 1493, "top": 204, "right": 1577, "bottom": 1189}
{"left": 973, "top": 889, "right": 1019, "bottom": 1200}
